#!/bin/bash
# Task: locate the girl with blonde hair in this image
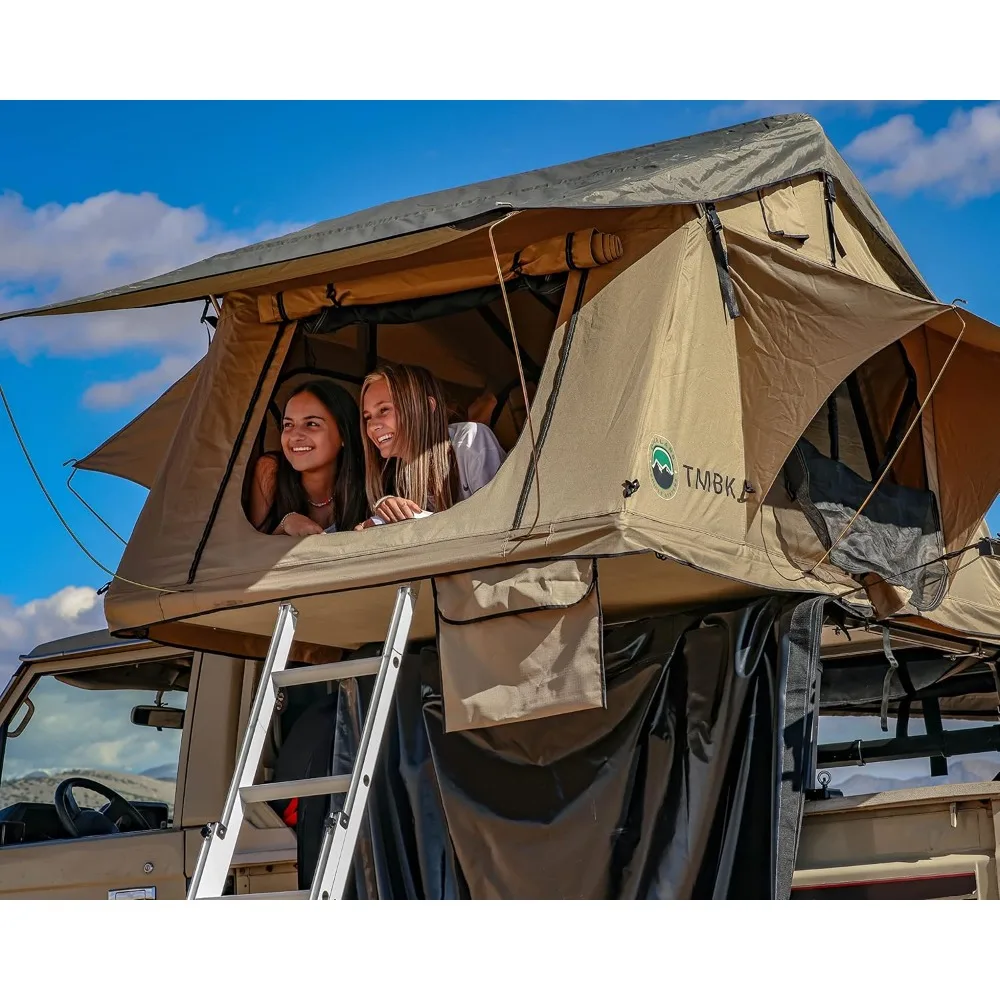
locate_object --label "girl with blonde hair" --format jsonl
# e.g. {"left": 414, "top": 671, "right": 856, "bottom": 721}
{"left": 356, "top": 362, "right": 506, "bottom": 529}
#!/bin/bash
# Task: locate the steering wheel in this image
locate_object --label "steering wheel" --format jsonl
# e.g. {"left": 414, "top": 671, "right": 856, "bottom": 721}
{"left": 54, "top": 776, "right": 153, "bottom": 838}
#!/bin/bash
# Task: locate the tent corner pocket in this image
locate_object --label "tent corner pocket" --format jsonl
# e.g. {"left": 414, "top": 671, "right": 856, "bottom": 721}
{"left": 432, "top": 558, "right": 606, "bottom": 733}
{"left": 758, "top": 181, "right": 810, "bottom": 243}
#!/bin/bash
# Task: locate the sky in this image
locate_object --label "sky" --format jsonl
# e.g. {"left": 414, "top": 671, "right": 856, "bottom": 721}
{"left": 2, "top": 99, "right": 1000, "bottom": 695}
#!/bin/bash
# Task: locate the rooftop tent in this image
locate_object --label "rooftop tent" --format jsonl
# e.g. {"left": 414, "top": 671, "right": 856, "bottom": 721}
{"left": 7, "top": 113, "right": 1000, "bottom": 675}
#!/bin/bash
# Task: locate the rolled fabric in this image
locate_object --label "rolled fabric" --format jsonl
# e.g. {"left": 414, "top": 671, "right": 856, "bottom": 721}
{"left": 517, "top": 228, "right": 624, "bottom": 275}
{"left": 256, "top": 228, "right": 624, "bottom": 324}
{"left": 591, "top": 229, "right": 624, "bottom": 265}
{"left": 565, "top": 228, "right": 625, "bottom": 269}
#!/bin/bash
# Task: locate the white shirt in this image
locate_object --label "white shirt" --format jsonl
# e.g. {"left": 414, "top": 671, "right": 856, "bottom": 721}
{"left": 366, "top": 421, "right": 506, "bottom": 525}
{"left": 448, "top": 421, "right": 506, "bottom": 500}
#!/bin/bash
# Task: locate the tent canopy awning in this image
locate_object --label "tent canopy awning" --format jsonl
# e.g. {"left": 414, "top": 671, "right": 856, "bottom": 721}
{"left": 0, "top": 114, "right": 929, "bottom": 323}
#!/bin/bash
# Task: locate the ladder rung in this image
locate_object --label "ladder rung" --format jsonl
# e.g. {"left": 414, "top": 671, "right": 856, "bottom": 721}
{"left": 189, "top": 583, "right": 419, "bottom": 901}
{"left": 240, "top": 774, "right": 351, "bottom": 804}
{"left": 273, "top": 657, "right": 382, "bottom": 689}
{"left": 242, "top": 801, "right": 287, "bottom": 830}
{"left": 211, "top": 890, "right": 310, "bottom": 900}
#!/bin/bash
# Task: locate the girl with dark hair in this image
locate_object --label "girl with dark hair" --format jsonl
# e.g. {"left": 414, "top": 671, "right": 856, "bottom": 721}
{"left": 355, "top": 362, "right": 506, "bottom": 530}
{"left": 249, "top": 380, "right": 368, "bottom": 537}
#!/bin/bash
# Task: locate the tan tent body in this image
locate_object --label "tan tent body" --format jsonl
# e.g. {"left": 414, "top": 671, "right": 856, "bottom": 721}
{"left": 10, "top": 114, "right": 1000, "bottom": 725}
{"left": 75, "top": 360, "right": 204, "bottom": 489}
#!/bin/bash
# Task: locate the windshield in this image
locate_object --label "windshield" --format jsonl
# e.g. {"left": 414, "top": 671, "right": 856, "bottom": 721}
{"left": 0, "top": 660, "right": 190, "bottom": 819}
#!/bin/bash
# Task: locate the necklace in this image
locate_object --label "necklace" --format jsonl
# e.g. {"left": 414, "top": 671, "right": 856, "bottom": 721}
{"left": 308, "top": 496, "right": 333, "bottom": 508}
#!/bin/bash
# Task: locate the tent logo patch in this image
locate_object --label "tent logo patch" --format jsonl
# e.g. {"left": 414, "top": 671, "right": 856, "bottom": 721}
{"left": 649, "top": 438, "right": 678, "bottom": 499}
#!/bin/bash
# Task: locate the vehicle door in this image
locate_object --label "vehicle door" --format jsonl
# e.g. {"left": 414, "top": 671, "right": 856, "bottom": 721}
{"left": 0, "top": 647, "right": 195, "bottom": 899}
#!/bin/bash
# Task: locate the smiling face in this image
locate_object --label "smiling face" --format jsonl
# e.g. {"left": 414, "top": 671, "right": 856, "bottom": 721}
{"left": 280, "top": 390, "right": 343, "bottom": 473}
{"left": 361, "top": 377, "right": 401, "bottom": 460}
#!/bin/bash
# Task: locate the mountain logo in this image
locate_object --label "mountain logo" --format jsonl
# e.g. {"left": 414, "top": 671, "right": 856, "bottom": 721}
{"left": 649, "top": 437, "right": 678, "bottom": 500}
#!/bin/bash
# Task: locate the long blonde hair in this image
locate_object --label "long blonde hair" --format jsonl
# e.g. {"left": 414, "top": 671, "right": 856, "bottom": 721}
{"left": 361, "top": 363, "right": 458, "bottom": 512}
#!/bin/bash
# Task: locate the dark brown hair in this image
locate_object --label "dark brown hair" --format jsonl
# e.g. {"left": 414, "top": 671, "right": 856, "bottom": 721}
{"left": 258, "top": 380, "right": 368, "bottom": 533}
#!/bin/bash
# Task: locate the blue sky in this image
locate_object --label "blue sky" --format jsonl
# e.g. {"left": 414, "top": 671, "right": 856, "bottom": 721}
{"left": 2, "top": 99, "right": 1000, "bottom": 673}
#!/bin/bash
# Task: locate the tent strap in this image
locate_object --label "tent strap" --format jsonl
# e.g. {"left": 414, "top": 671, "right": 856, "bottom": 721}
{"left": 880, "top": 627, "right": 900, "bottom": 732}
{"left": 823, "top": 173, "right": 847, "bottom": 266}
{"left": 703, "top": 204, "right": 741, "bottom": 320}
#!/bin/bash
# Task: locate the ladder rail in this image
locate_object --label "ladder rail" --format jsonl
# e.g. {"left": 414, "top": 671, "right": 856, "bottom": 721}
{"left": 186, "top": 582, "right": 419, "bottom": 901}
{"left": 187, "top": 602, "right": 298, "bottom": 900}
{"left": 310, "top": 582, "right": 419, "bottom": 899}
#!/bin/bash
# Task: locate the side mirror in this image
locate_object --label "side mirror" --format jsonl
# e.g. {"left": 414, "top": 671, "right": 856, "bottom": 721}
{"left": 131, "top": 705, "right": 185, "bottom": 731}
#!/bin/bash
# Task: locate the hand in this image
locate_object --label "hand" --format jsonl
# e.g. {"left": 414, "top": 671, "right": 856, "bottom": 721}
{"left": 277, "top": 512, "right": 324, "bottom": 537}
{"left": 354, "top": 518, "right": 375, "bottom": 531}
{"left": 373, "top": 496, "right": 425, "bottom": 523}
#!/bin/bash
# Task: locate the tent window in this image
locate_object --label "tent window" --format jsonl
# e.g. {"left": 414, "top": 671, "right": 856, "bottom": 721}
{"left": 777, "top": 342, "right": 945, "bottom": 610}
{"left": 242, "top": 274, "right": 568, "bottom": 528}
{"left": 802, "top": 383, "right": 870, "bottom": 481}
{"left": 801, "top": 342, "right": 926, "bottom": 490}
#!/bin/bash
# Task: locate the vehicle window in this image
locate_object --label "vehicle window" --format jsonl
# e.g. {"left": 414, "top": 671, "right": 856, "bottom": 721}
{"left": 0, "top": 658, "right": 190, "bottom": 835}
{"left": 817, "top": 713, "right": 1000, "bottom": 796}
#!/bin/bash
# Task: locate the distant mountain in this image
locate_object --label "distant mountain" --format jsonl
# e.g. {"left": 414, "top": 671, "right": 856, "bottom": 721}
{"left": 835, "top": 757, "right": 1000, "bottom": 797}
{"left": 140, "top": 764, "right": 177, "bottom": 780}
{"left": 0, "top": 768, "right": 175, "bottom": 812}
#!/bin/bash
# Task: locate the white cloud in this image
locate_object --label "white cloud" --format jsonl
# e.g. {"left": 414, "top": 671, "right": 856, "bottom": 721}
{"left": 0, "top": 188, "right": 304, "bottom": 407}
{"left": 846, "top": 103, "right": 1000, "bottom": 202}
{"left": 1, "top": 298, "right": 209, "bottom": 362}
{"left": 0, "top": 585, "right": 106, "bottom": 693}
{"left": 0, "top": 586, "right": 188, "bottom": 784}
{"left": 0, "top": 191, "right": 221, "bottom": 360}
{"left": 81, "top": 353, "right": 196, "bottom": 411}
{"left": 846, "top": 114, "right": 923, "bottom": 161}
{"left": 0, "top": 191, "right": 208, "bottom": 291}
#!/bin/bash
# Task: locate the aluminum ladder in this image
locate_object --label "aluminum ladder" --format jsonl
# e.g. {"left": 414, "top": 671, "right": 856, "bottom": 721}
{"left": 187, "top": 583, "right": 419, "bottom": 900}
